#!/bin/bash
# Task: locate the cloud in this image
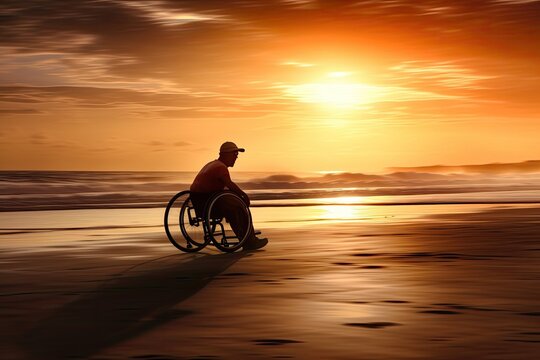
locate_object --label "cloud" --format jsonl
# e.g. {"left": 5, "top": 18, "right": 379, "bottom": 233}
{"left": 493, "top": 0, "right": 540, "bottom": 5}
{"left": 1, "top": 0, "right": 539, "bottom": 103}
{"left": 281, "top": 61, "right": 314, "bottom": 67}
{"left": 144, "top": 140, "right": 193, "bottom": 148}
{"left": 389, "top": 61, "right": 496, "bottom": 90}
{"left": 0, "top": 0, "right": 262, "bottom": 88}
{"left": 0, "top": 109, "right": 42, "bottom": 115}
{"left": 0, "top": 85, "right": 229, "bottom": 108}
{"left": 0, "top": 84, "right": 302, "bottom": 122}
{"left": 30, "top": 133, "right": 48, "bottom": 145}
{"left": 116, "top": 1, "right": 230, "bottom": 27}
{"left": 156, "top": 108, "right": 275, "bottom": 119}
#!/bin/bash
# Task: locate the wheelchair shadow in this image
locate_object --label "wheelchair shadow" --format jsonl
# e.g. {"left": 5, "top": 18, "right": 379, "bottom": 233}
{"left": 22, "top": 251, "right": 249, "bottom": 359}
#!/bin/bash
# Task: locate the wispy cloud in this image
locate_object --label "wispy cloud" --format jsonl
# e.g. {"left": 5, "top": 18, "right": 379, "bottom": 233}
{"left": 0, "top": 109, "right": 42, "bottom": 115}
{"left": 390, "top": 61, "right": 496, "bottom": 90}
{"left": 30, "top": 133, "right": 49, "bottom": 145}
{"left": 115, "top": 0, "right": 230, "bottom": 27}
{"left": 492, "top": 0, "right": 540, "bottom": 5}
{"left": 0, "top": 85, "right": 227, "bottom": 108}
{"left": 281, "top": 61, "right": 314, "bottom": 68}
{"left": 280, "top": 0, "right": 317, "bottom": 9}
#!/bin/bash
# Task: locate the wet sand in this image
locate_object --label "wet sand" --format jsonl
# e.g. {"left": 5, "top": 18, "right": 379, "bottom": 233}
{"left": 1, "top": 205, "right": 540, "bottom": 359}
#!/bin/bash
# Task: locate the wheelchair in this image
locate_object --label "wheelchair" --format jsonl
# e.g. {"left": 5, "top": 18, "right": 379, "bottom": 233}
{"left": 164, "top": 190, "right": 253, "bottom": 253}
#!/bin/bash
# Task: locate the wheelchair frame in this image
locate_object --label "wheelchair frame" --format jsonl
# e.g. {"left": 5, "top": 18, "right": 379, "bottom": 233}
{"left": 164, "top": 190, "right": 252, "bottom": 253}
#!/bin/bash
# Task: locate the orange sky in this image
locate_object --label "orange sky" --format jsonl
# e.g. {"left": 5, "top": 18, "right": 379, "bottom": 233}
{"left": 1, "top": 0, "right": 539, "bottom": 173}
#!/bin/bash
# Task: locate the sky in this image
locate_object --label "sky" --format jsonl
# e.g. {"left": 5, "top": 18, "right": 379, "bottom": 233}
{"left": 1, "top": 0, "right": 539, "bottom": 173}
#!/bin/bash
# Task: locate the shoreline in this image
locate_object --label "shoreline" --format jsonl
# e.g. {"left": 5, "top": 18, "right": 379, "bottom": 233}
{"left": 2, "top": 199, "right": 540, "bottom": 213}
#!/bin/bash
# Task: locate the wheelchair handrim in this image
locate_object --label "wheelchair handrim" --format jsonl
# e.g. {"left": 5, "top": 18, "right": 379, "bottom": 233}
{"left": 205, "top": 191, "right": 251, "bottom": 252}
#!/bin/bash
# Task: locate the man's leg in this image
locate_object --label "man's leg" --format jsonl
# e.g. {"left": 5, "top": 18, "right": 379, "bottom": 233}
{"left": 190, "top": 192, "right": 210, "bottom": 219}
{"left": 216, "top": 196, "right": 255, "bottom": 241}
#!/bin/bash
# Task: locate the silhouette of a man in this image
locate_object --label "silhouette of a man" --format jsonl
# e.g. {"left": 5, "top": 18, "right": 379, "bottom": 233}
{"left": 190, "top": 141, "right": 268, "bottom": 250}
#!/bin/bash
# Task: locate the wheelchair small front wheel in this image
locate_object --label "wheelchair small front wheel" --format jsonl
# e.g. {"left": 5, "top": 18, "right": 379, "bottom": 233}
{"left": 205, "top": 191, "right": 251, "bottom": 253}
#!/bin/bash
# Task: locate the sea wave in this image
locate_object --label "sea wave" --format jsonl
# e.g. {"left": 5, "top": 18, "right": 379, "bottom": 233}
{"left": 2, "top": 189, "right": 540, "bottom": 212}
{"left": 1, "top": 171, "right": 540, "bottom": 211}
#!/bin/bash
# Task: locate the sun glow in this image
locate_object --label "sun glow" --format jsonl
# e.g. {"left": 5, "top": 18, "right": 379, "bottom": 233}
{"left": 284, "top": 72, "right": 382, "bottom": 108}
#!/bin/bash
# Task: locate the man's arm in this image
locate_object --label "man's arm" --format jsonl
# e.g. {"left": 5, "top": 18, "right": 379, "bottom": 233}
{"left": 221, "top": 170, "right": 250, "bottom": 206}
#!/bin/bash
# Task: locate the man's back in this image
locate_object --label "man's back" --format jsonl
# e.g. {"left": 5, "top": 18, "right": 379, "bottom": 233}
{"left": 190, "top": 159, "right": 228, "bottom": 193}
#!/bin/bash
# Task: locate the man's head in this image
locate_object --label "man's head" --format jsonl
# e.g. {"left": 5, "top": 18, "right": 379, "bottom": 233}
{"left": 218, "top": 141, "right": 245, "bottom": 167}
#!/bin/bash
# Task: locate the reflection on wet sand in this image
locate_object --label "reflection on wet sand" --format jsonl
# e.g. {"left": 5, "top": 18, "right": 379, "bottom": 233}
{"left": 253, "top": 202, "right": 507, "bottom": 228}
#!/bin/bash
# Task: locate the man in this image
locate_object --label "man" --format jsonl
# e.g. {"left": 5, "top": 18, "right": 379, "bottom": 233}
{"left": 190, "top": 141, "right": 268, "bottom": 251}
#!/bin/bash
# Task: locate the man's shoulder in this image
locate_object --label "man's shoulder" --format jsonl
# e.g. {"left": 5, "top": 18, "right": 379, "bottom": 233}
{"left": 205, "top": 160, "right": 228, "bottom": 174}
{"left": 207, "top": 159, "right": 227, "bottom": 169}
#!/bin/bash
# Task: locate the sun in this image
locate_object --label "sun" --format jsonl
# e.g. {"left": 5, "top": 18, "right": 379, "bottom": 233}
{"left": 284, "top": 72, "right": 380, "bottom": 108}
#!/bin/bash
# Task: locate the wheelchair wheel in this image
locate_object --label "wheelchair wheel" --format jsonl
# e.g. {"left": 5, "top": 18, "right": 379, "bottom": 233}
{"left": 164, "top": 190, "right": 209, "bottom": 252}
{"left": 205, "top": 191, "right": 251, "bottom": 253}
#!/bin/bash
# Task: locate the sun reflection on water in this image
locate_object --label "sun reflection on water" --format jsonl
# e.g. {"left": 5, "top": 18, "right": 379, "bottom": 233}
{"left": 319, "top": 205, "right": 359, "bottom": 220}
{"left": 318, "top": 196, "right": 367, "bottom": 221}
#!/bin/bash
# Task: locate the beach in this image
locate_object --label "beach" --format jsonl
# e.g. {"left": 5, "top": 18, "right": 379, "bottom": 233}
{"left": 1, "top": 204, "right": 539, "bottom": 359}
{"left": 4, "top": 0, "right": 540, "bottom": 358}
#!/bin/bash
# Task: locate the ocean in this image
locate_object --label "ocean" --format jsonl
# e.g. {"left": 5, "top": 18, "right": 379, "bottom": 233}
{"left": 1, "top": 170, "right": 540, "bottom": 212}
{"left": 1, "top": 170, "right": 540, "bottom": 250}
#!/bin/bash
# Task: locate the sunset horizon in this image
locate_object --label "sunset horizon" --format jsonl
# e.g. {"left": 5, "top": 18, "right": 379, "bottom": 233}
{"left": 2, "top": 158, "right": 540, "bottom": 177}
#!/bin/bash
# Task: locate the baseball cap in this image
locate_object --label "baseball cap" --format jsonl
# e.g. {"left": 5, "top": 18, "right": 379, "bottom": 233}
{"left": 219, "top": 141, "right": 245, "bottom": 153}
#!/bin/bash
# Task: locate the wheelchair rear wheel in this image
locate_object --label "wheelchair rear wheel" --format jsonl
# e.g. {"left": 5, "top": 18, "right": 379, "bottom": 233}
{"left": 164, "top": 190, "right": 209, "bottom": 252}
